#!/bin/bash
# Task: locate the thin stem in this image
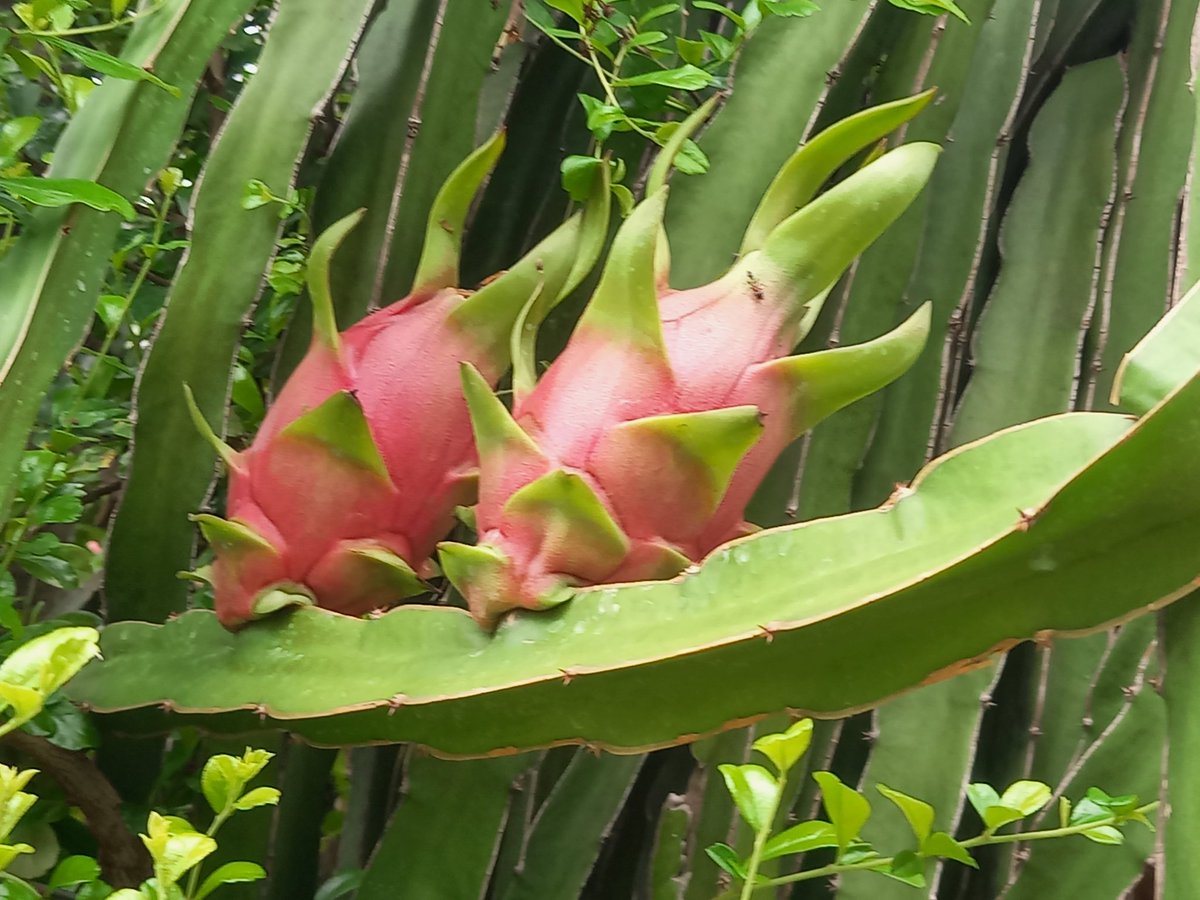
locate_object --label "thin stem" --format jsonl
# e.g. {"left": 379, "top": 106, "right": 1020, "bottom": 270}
{"left": 753, "top": 803, "right": 1160, "bottom": 891}
{"left": 739, "top": 825, "right": 774, "bottom": 900}
{"left": 579, "top": 26, "right": 656, "bottom": 140}
{"left": 73, "top": 193, "right": 169, "bottom": 409}
{"left": 20, "top": 1, "right": 166, "bottom": 37}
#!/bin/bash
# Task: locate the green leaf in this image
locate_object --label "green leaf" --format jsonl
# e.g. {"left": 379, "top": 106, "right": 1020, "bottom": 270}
{"left": 752, "top": 718, "right": 813, "bottom": 775}
{"left": 46, "top": 855, "right": 101, "bottom": 891}
{"left": 884, "top": 849, "right": 925, "bottom": 887}
{"left": 40, "top": 36, "right": 182, "bottom": 96}
{"left": 886, "top": 0, "right": 969, "bottom": 22}
{"left": 1081, "top": 825, "right": 1124, "bottom": 845}
{"left": 561, "top": 155, "right": 605, "bottom": 202}
{"left": 760, "top": 820, "right": 838, "bottom": 861}
{"left": 0, "top": 871, "right": 40, "bottom": 898}
{"left": 240, "top": 178, "right": 276, "bottom": 210}
{"left": 194, "top": 861, "right": 266, "bottom": 900}
{"left": 703, "top": 843, "right": 746, "bottom": 880}
{"left": 876, "top": 784, "right": 934, "bottom": 843}
{"left": 628, "top": 30, "right": 668, "bottom": 48}
{"left": 694, "top": 0, "right": 745, "bottom": 26}
{"left": 232, "top": 786, "right": 280, "bottom": 811}
{"left": 544, "top": 0, "right": 583, "bottom": 24}
{"left": 610, "top": 183, "right": 634, "bottom": 216}
{"left": 999, "top": 780, "right": 1052, "bottom": 817}
{"left": 141, "top": 812, "right": 216, "bottom": 888}
{"left": 812, "top": 772, "right": 871, "bottom": 852}
{"left": 966, "top": 783, "right": 1000, "bottom": 819}
{"left": 0, "top": 177, "right": 133, "bottom": 219}
{"left": 614, "top": 64, "right": 712, "bottom": 90}
{"left": 315, "top": 869, "right": 364, "bottom": 900}
{"left": 758, "top": 0, "right": 820, "bottom": 17}
{"left": 921, "top": 831, "right": 976, "bottom": 867}
{"left": 0, "top": 686, "right": 42, "bottom": 727}
{"left": 201, "top": 749, "right": 274, "bottom": 814}
{"left": 0, "top": 119, "right": 40, "bottom": 167}
{"left": 637, "top": 3, "right": 681, "bottom": 26}
{"left": 674, "top": 37, "right": 706, "bottom": 66}
{"left": 0, "top": 627, "right": 101, "bottom": 702}
{"left": 717, "top": 764, "right": 779, "bottom": 833}
{"left": 576, "top": 95, "right": 626, "bottom": 142}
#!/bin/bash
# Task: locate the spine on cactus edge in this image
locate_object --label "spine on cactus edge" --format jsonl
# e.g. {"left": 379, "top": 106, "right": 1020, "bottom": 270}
{"left": 439, "top": 93, "right": 941, "bottom": 629}
{"left": 186, "top": 132, "right": 611, "bottom": 629}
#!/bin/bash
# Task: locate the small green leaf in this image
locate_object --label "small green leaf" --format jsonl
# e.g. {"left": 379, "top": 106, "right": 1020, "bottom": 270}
{"left": 877, "top": 784, "right": 934, "bottom": 843}
{"left": 0, "top": 685, "right": 42, "bottom": 725}
{"left": 47, "top": 854, "right": 101, "bottom": 891}
{"left": 700, "top": 30, "right": 735, "bottom": 62}
{"left": 194, "top": 861, "right": 266, "bottom": 900}
{"left": 637, "top": 3, "right": 681, "bottom": 25}
{"left": 241, "top": 179, "right": 275, "bottom": 210}
{"left": 232, "top": 786, "right": 280, "bottom": 811}
{"left": 315, "top": 869, "right": 364, "bottom": 900}
{"left": 40, "top": 37, "right": 181, "bottom": 96}
{"left": 884, "top": 849, "right": 925, "bottom": 887}
{"left": 761, "top": 820, "right": 837, "bottom": 861}
{"left": 840, "top": 840, "right": 879, "bottom": 865}
{"left": 812, "top": 772, "right": 871, "bottom": 852}
{"left": 920, "top": 832, "right": 977, "bottom": 867}
{"left": 576, "top": 95, "right": 625, "bottom": 141}
{"left": 0, "top": 627, "right": 101, "bottom": 703}
{"left": 141, "top": 812, "right": 216, "bottom": 888}
{"left": 694, "top": 1, "right": 746, "bottom": 27}
{"left": 0, "top": 869, "right": 40, "bottom": 897}
{"left": 1081, "top": 825, "right": 1124, "bottom": 845}
{"left": 561, "top": 155, "right": 605, "bottom": 202}
{"left": 230, "top": 364, "right": 264, "bottom": 420}
{"left": 674, "top": 37, "right": 707, "bottom": 66}
{"left": 758, "top": 0, "right": 820, "bottom": 16}
{"left": 201, "top": 749, "right": 274, "bottom": 815}
{"left": 628, "top": 30, "right": 668, "bottom": 48}
{"left": 0, "top": 177, "right": 133, "bottom": 219}
{"left": 886, "top": 0, "right": 969, "bottom": 21}
{"left": 544, "top": 0, "right": 584, "bottom": 24}
{"left": 999, "top": 781, "right": 1052, "bottom": 817}
{"left": 704, "top": 843, "right": 746, "bottom": 880}
{"left": 752, "top": 718, "right": 813, "bottom": 775}
{"left": 0, "top": 118, "right": 40, "bottom": 166}
{"left": 614, "top": 64, "right": 712, "bottom": 90}
{"left": 1083, "top": 787, "right": 1140, "bottom": 816}
{"left": 157, "top": 166, "right": 183, "bottom": 197}
{"left": 112, "top": 0, "right": 131, "bottom": 16}
{"left": 610, "top": 183, "right": 634, "bottom": 216}
{"left": 717, "top": 764, "right": 779, "bottom": 833}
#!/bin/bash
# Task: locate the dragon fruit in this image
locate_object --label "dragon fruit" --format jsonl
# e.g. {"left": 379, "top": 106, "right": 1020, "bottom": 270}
{"left": 188, "top": 132, "right": 610, "bottom": 629}
{"left": 439, "top": 97, "right": 940, "bottom": 628}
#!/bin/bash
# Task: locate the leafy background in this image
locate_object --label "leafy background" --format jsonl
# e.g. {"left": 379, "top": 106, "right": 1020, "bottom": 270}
{"left": 1, "top": 0, "right": 1198, "bottom": 898}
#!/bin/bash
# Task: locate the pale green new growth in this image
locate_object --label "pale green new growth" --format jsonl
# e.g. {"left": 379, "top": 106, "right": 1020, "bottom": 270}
{"left": 710, "top": 719, "right": 1158, "bottom": 897}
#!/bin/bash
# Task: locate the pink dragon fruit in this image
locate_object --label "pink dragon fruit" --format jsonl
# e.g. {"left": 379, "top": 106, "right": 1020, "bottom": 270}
{"left": 188, "top": 132, "right": 610, "bottom": 629}
{"left": 438, "top": 98, "right": 940, "bottom": 628}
